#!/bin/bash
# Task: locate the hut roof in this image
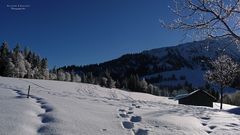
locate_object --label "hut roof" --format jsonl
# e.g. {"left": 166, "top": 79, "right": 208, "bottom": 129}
{"left": 178, "top": 89, "right": 216, "bottom": 101}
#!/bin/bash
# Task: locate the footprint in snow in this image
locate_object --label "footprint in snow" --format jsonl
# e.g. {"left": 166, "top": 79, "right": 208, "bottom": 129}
{"left": 127, "top": 111, "right": 134, "bottom": 115}
{"left": 122, "top": 121, "right": 134, "bottom": 129}
{"left": 129, "top": 107, "right": 134, "bottom": 110}
{"left": 38, "top": 113, "right": 56, "bottom": 123}
{"left": 209, "top": 125, "right": 216, "bottom": 130}
{"left": 206, "top": 130, "right": 212, "bottom": 134}
{"left": 201, "top": 117, "right": 210, "bottom": 120}
{"left": 102, "top": 129, "right": 107, "bottom": 131}
{"left": 119, "top": 109, "right": 126, "bottom": 112}
{"left": 136, "top": 105, "right": 141, "bottom": 108}
{"left": 130, "top": 116, "right": 142, "bottom": 123}
{"left": 40, "top": 104, "right": 54, "bottom": 113}
{"left": 119, "top": 113, "right": 129, "bottom": 118}
{"left": 134, "top": 129, "right": 148, "bottom": 135}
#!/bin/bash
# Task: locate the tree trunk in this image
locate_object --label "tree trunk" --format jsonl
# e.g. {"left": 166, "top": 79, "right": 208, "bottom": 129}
{"left": 220, "top": 85, "right": 223, "bottom": 110}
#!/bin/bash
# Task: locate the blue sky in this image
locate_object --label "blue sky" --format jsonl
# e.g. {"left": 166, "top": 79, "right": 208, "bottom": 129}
{"left": 0, "top": 0, "right": 186, "bottom": 68}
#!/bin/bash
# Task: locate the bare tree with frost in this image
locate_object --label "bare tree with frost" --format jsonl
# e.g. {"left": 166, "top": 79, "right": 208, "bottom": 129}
{"left": 205, "top": 55, "right": 239, "bottom": 109}
{"left": 162, "top": 0, "right": 240, "bottom": 42}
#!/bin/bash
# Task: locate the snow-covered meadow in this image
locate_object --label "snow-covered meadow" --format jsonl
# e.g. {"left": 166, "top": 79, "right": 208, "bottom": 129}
{"left": 0, "top": 76, "right": 240, "bottom": 135}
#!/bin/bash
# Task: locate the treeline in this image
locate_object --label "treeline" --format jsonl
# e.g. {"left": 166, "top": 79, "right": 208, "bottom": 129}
{"left": 60, "top": 53, "right": 164, "bottom": 94}
{"left": 0, "top": 42, "right": 81, "bottom": 82}
{"left": 77, "top": 69, "right": 161, "bottom": 95}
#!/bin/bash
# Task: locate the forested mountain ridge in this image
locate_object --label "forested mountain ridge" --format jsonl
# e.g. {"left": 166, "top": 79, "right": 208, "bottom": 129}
{"left": 60, "top": 37, "right": 240, "bottom": 95}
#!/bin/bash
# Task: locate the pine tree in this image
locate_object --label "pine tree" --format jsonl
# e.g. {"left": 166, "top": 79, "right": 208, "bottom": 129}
{"left": 13, "top": 44, "right": 20, "bottom": 56}
{"left": 23, "top": 47, "right": 29, "bottom": 58}
{"left": 86, "top": 72, "right": 94, "bottom": 83}
{"left": 115, "top": 80, "right": 121, "bottom": 88}
{"left": 82, "top": 73, "right": 87, "bottom": 83}
{"left": 0, "top": 41, "right": 9, "bottom": 58}
{"left": 0, "top": 42, "right": 9, "bottom": 75}
{"left": 128, "top": 74, "right": 139, "bottom": 92}
{"left": 40, "top": 58, "right": 49, "bottom": 79}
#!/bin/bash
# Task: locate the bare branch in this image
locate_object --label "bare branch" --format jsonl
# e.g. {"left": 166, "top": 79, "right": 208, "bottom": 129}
{"left": 163, "top": 0, "right": 240, "bottom": 42}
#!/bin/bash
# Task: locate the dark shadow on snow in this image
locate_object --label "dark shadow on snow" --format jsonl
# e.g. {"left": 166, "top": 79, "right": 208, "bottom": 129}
{"left": 227, "top": 107, "right": 240, "bottom": 115}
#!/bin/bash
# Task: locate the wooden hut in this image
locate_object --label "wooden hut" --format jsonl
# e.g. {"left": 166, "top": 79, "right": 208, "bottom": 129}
{"left": 178, "top": 90, "right": 216, "bottom": 107}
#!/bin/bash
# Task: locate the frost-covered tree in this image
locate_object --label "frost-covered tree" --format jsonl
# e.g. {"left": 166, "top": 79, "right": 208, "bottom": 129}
{"left": 205, "top": 55, "right": 239, "bottom": 109}
{"left": 162, "top": 0, "right": 240, "bottom": 42}
{"left": 40, "top": 58, "right": 49, "bottom": 80}
{"left": 49, "top": 72, "right": 57, "bottom": 80}
{"left": 57, "top": 69, "right": 66, "bottom": 81}
{"left": 107, "top": 77, "right": 116, "bottom": 88}
{"left": 32, "top": 67, "right": 40, "bottom": 79}
{"left": 0, "top": 42, "right": 50, "bottom": 80}
{"left": 147, "top": 84, "right": 154, "bottom": 94}
{"left": 74, "top": 74, "right": 81, "bottom": 82}
{"left": 139, "top": 78, "right": 148, "bottom": 93}
{"left": 65, "top": 72, "right": 71, "bottom": 81}
{"left": 25, "top": 60, "right": 32, "bottom": 78}
{"left": 70, "top": 71, "right": 81, "bottom": 82}
{"left": 5, "top": 58, "right": 15, "bottom": 77}
{"left": 103, "top": 70, "right": 116, "bottom": 88}
{"left": 100, "top": 77, "right": 108, "bottom": 87}
{"left": 15, "top": 52, "right": 27, "bottom": 78}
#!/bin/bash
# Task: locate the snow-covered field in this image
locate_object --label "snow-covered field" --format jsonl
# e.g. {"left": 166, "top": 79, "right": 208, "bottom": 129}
{"left": 0, "top": 77, "right": 240, "bottom": 135}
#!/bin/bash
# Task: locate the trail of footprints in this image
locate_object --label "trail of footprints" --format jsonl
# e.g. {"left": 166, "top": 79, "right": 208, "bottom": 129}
{"left": 12, "top": 88, "right": 56, "bottom": 134}
{"left": 199, "top": 116, "right": 216, "bottom": 134}
{"left": 200, "top": 115, "right": 240, "bottom": 134}
{"left": 118, "top": 103, "right": 148, "bottom": 135}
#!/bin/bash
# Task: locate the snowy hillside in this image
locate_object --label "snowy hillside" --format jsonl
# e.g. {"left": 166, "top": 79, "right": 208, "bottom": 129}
{"left": 143, "top": 37, "right": 240, "bottom": 91}
{"left": 1, "top": 76, "right": 240, "bottom": 135}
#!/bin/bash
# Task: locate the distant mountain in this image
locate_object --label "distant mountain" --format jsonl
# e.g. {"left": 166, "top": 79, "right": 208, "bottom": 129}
{"left": 143, "top": 37, "right": 240, "bottom": 91}
{"left": 144, "top": 37, "right": 240, "bottom": 68}
{"left": 60, "top": 37, "right": 240, "bottom": 93}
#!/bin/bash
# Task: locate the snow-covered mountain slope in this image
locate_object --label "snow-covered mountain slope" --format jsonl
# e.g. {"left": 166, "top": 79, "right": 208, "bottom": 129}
{"left": 143, "top": 37, "right": 240, "bottom": 91}
{"left": 144, "top": 37, "right": 240, "bottom": 63}
{"left": 1, "top": 76, "right": 240, "bottom": 135}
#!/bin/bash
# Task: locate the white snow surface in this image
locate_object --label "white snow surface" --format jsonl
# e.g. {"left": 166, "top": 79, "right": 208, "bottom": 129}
{"left": 0, "top": 77, "right": 240, "bottom": 135}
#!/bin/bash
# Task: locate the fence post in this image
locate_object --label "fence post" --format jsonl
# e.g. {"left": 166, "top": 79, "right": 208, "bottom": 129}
{"left": 27, "top": 85, "right": 30, "bottom": 98}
